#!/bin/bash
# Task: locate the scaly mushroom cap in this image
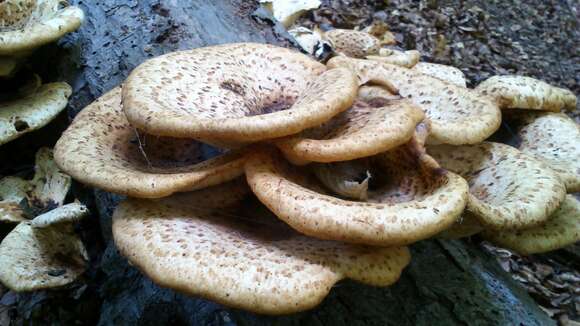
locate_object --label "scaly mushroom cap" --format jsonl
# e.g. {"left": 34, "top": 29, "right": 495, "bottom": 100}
{"left": 484, "top": 195, "right": 580, "bottom": 255}
{"left": 247, "top": 128, "right": 468, "bottom": 246}
{"left": 327, "top": 56, "right": 501, "bottom": 145}
{"left": 437, "top": 212, "right": 483, "bottom": 239}
{"left": 324, "top": 29, "right": 380, "bottom": 58}
{"left": 123, "top": 43, "right": 357, "bottom": 146}
{"left": 0, "top": 147, "right": 70, "bottom": 223}
{"left": 275, "top": 99, "right": 425, "bottom": 164}
{"left": 412, "top": 62, "right": 467, "bottom": 87}
{"left": 0, "top": 0, "right": 84, "bottom": 55}
{"left": 55, "top": 87, "right": 248, "bottom": 199}
{"left": 367, "top": 49, "right": 421, "bottom": 68}
{"left": 357, "top": 85, "right": 399, "bottom": 102}
{"left": 0, "top": 82, "right": 70, "bottom": 146}
{"left": 512, "top": 111, "right": 580, "bottom": 193}
{"left": 0, "top": 203, "right": 88, "bottom": 291}
{"left": 429, "top": 142, "right": 567, "bottom": 230}
{"left": 475, "top": 75, "right": 577, "bottom": 112}
{"left": 112, "top": 180, "right": 410, "bottom": 315}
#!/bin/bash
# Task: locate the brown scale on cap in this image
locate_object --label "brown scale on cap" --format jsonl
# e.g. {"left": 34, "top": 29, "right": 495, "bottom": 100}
{"left": 327, "top": 56, "right": 501, "bottom": 145}
{"left": 428, "top": 142, "right": 567, "bottom": 230}
{"left": 275, "top": 98, "right": 425, "bottom": 164}
{"left": 324, "top": 29, "right": 380, "bottom": 58}
{"left": 112, "top": 180, "right": 410, "bottom": 315}
{"left": 54, "top": 87, "right": 248, "bottom": 199}
{"left": 246, "top": 124, "right": 468, "bottom": 246}
{"left": 476, "top": 75, "right": 577, "bottom": 112}
{"left": 0, "top": 0, "right": 35, "bottom": 31}
{"left": 122, "top": 43, "right": 358, "bottom": 147}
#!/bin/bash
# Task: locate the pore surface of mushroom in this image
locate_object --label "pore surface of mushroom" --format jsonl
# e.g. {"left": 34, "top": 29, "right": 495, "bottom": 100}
{"left": 54, "top": 87, "right": 248, "bottom": 199}
{"left": 475, "top": 75, "right": 577, "bottom": 112}
{"left": 428, "top": 142, "right": 567, "bottom": 230}
{"left": 411, "top": 62, "right": 467, "bottom": 87}
{"left": 327, "top": 56, "right": 501, "bottom": 145}
{"left": 275, "top": 98, "right": 425, "bottom": 164}
{"left": 122, "top": 43, "right": 357, "bottom": 146}
{"left": 112, "top": 180, "right": 410, "bottom": 315}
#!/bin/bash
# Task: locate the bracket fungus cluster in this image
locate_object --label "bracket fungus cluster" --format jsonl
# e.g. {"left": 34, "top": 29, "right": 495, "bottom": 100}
{"left": 49, "top": 32, "right": 578, "bottom": 313}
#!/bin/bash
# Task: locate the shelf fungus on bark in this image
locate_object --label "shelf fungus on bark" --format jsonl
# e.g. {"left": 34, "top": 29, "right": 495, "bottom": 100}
{"left": 54, "top": 87, "right": 249, "bottom": 199}
{"left": 112, "top": 180, "right": 410, "bottom": 315}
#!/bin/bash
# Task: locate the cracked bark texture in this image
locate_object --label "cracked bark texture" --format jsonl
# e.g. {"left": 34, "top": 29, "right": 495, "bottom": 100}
{"left": 11, "top": 0, "right": 554, "bottom": 325}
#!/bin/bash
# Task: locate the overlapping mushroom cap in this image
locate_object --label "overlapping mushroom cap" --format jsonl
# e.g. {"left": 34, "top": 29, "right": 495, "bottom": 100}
{"left": 366, "top": 49, "right": 421, "bottom": 68}
{"left": 411, "top": 62, "right": 467, "bottom": 87}
{"left": 323, "top": 29, "right": 380, "bottom": 58}
{"left": 55, "top": 87, "right": 248, "bottom": 199}
{"left": 0, "top": 0, "right": 84, "bottom": 55}
{"left": 112, "top": 180, "right": 410, "bottom": 315}
{"left": 327, "top": 56, "right": 501, "bottom": 145}
{"left": 247, "top": 126, "right": 468, "bottom": 246}
{"left": 122, "top": 43, "right": 358, "bottom": 147}
{"left": 475, "top": 75, "right": 577, "bottom": 112}
{"left": 428, "top": 142, "right": 566, "bottom": 230}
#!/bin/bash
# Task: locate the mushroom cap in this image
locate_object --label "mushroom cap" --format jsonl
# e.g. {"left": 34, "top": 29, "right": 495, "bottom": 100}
{"left": 475, "top": 75, "right": 577, "bottom": 112}
{"left": 437, "top": 211, "right": 483, "bottom": 239}
{"left": 512, "top": 111, "right": 580, "bottom": 193}
{"left": 483, "top": 195, "right": 580, "bottom": 255}
{"left": 275, "top": 99, "right": 425, "bottom": 164}
{"left": 327, "top": 56, "right": 501, "bottom": 145}
{"left": 259, "top": 0, "right": 321, "bottom": 27}
{"left": 122, "top": 43, "right": 357, "bottom": 146}
{"left": 428, "top": 142, "right": 567, "bottom": 230}
{"left": 0, "top": 82, "right": 71, "bottom": 146}
{"left": 0, "top": 204, "right": 88, "bottom": 291}
{"left": 30, "top": 201, "right": 88, "bottom": 228}
{"left": 112, "top": 180, "right": 410, "bottom": 315}
{"left": 357, "top": 85, "right": 399, "bottom": 102}
{"left": 55, "top": 87, "right": 248, "bottom": 199}
{"left": 367, "top": 49, "right": 421, "bottom": 68}
{"left": 324, "top": 29, "right": 380, "bottom": 58}
{"left": 246, "top": 132, "right": 468, "bottom": 246}
{"left": 412, "top": 62, "right": 467, "bottom": 87}
{"left": 0, "top": 176, "right": 29, "bottom": 223}
{"left": 0, "top": 1, "right": 84, "bottom": 55}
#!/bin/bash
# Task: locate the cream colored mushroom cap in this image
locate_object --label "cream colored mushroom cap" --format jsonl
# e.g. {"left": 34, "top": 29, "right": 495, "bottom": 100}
{"left": 475, "top": 75, "right": 577, "bottom": 112}
{"left": 429, "top": 142, "right": 567, "bottom": 230}
{"left": 0, "top": 1, "right": 84, "bottom": 55}
{"left": 275, "top": 99, "right": 425, "bottom": 164}
{"left": 55, "top": 87, "right": 248, "bottom": 199}
{"left": 412, "top": 62, "right": 467, "bottom": 87}
{"left": 0, "top": 82, "right": 71, "bottom": 146}
{"left": 112, "top": 181, "right": 410, "bottom": 315}
{"left": 513, "top": 111, "right": 580, "bottom": 193}
{"left": 324, "top": 29, "right": 380, "bottom": 58}
{"left": 327, "top": 56, "right": 501, "bottom": 145}
{"left": 484, "top": 195, "right": 580, "bottom": 255}
{"left": 367, "top": 49, "right": 421, "bottom": 68}
{"left": 123, "top": 43, "right": 357, "bottom": 146}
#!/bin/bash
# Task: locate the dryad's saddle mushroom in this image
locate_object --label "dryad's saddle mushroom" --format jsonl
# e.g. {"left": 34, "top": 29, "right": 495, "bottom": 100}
{"left": 411, "top": 62, "right": 467, "bottom": 87}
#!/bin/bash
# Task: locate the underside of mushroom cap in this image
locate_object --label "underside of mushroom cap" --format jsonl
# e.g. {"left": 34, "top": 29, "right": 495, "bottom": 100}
{"left": 367, "top": 49, "right": 421, "bottom": 68}
{"left": 275, "top": 98, "right": 425, "bottom": 164}
{"left": 510, "top": 111, "right": 580, "bottom": 193}
{"left": 475, "top": 75, "right": 577, "bottom": 112}
{"left": 55, "top": 87, "right": 248, "bottom": 199}
{"left": 428, "top": 142, "right": 567, "bottom": 230}
{"left": 0, "top": 82, "right": 71, "bottom": 146}
{"left": 483, "top": 195, "right": 580, "bottom": 255}
{"left": 437, "top": 211, "right": 483, "bottom": 239}
{"left": 324, "top": 29, "right": 380, "bottom": 58}
{"left": 112, "top": 180, "right": 410, "bottom": 315}
{"left": 327, "top": 56, "right": 501, "bottom": 145}
{"left": 412, "top": 62, "right": 467, "bottom": 87}
{"left": 0, "top": 1, "right": 84, "bottom": 54}
{"left": 247, "top": 131, "right": 468, "bottom": 246}
{"left": 123, "top": 43, "right": 357, "bottom": 146}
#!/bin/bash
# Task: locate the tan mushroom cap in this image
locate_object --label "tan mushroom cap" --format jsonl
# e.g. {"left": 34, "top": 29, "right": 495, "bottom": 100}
{"left": 247, "top": 130, "right": 468, "bottom": 246}
{"left": 428, "top": 142, "right": 567, "bottom": 230}
{"left": 475, "top": 75, "right": 577, "bottom": 112}
{"left": 512, "top": 111, "right": 580, "bottom": 193}
{"left": 412, "top": 62, "right": 467, "bottom": 87}
{"left": 367, "top": 49, "right": 421, "bottom": 68}
{"left": 112, "top": 180, "right": 410, "bottom": 315}
{"left": 0, "top": 147, "right": 71, "bottom": 223}
{"left": 123, "top": 43, "right": 357, "bottom": 146}
{"left": 437, "top": 212, "right": 483, "bottom": 239}
{"left": 324, "top": 29, "right": 380, "bottom": 58}
{"left": 357, "top": 85, "right": 399, "bottom": 102}
{"left": 0, "top": 0, "right": 84, "bottom": 55}
{"left": 55, "top": 87, "right": 248, "bottom": 199}
{"left": 484, "top": 195, "right": 580, "bottom": 255}
{"left": 327, "top": 56, "right": 501, "bottom": 145}
{"left": 0, "top": 204, "right": 88, "bottom": 291}
{"left": 0, "top": 82, "right": 71, "bottom": 146}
